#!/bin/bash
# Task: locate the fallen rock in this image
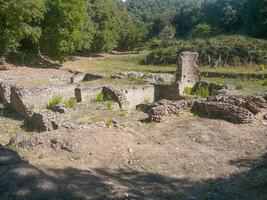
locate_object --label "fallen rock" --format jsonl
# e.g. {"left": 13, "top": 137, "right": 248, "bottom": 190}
{"left": 71, "top": 72, "right": 85, "bottom": 83}
{"left": 102, "top": 86, "right": 129, "bottom": 109}
{"left": 8, "top": 134, "right": 34, "bottom": 149}
{"left": 10, "top": 86, "right": 34, "bottom": 118}
{"left": 61, "top": 140, "right": 75, "bottom": 152}
{"left": 28, "top": 109, "right": 61, "bottom": 132}
{"left": 52, "top": 104, "right": 68, "bottom": 113}
{"left": 148, "top": 99, "right": 193, "bottom": 122}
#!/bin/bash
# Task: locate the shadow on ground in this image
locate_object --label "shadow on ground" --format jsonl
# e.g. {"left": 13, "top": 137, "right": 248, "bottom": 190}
{"left": 0, "top": 144, "right": 266, "bottom": 200}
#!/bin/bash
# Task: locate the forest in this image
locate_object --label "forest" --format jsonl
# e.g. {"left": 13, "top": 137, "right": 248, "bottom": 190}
{"left": 0, "top": 0, "right": 266, "bottom": 64}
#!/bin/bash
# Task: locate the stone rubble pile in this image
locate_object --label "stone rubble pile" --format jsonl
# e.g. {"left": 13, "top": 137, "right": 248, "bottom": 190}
{"left": 148, "top": 94, "right": 267, "bottom": 124}
{"left": 147, "top": 99, "right": 193, "bottom": 122}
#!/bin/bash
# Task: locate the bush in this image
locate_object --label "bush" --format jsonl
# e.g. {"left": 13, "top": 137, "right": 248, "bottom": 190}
{"left": 143, "top": 35, "right": 267, "bottom": 66}
{"left": 196, "top": 86, "right": 211, "bottom": 98}
{"left": 46, "top": 96, "right": 63, "bottom": 109}
{"left": 183, "top": 86, "right": 193, "bottom": 95}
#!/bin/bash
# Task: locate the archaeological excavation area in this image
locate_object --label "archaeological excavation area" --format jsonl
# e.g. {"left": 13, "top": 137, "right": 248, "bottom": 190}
{"left": 0, "top": 52, "right": 266, "bottom": 200}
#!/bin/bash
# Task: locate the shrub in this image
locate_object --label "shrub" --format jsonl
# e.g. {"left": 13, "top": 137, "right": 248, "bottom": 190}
{"left": 96, "top": 92, "right": 104, "bottom": 102}
{"left": 65, "top": 97, "right": 77, "bottom": 108}
{"left": 106, "top": 101, "right": 113, "bottom": 111}
{"left": 262, "top": 79, "right": 267, "bottom": 86}
{"left": 143, "top": 35, "right": 267, "bottom": 66}
{"left": 46, "top": 96, "right": 63, "bottom": 109}
{"left": 105, "top": 119, "right": 114, "bottom": 126}
{"left": 183, "top": 86, "right": 193, "bottom": 95}
{"left": 196, "top": 85, "right": 210, "bottom": 98}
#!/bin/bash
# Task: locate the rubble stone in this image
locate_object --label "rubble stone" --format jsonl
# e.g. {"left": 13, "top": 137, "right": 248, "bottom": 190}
{"left": 148, "top": 99, "right": 193, "bottom": 122}
{"left": 191, "top": 100, "right": 254, "bottom": 124}
{"left": 28, "top": 109, "right": 61, "bottom": 132}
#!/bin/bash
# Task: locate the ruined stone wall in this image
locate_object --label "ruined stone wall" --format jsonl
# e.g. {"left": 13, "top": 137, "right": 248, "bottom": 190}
{"left": 125, "top": 86, "right": 155, "bottom": 108}
{"left": 154, "top": 84, "right": 182, "bottom": 101}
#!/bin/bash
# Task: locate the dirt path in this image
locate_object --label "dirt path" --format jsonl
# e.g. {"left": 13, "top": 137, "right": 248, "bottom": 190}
{"left": 0, "top": 113, "right": 266, "bottom": 200}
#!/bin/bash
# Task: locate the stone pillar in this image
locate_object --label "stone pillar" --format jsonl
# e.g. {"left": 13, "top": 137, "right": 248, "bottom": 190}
{"left": 75, "top": 87, "right": 82, "bottom": 103}
{"left": 176, "top": 51, "right": 200, "bottom": 93}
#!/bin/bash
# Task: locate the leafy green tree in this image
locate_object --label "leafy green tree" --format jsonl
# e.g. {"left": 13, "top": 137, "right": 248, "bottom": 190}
{"left": 159, "top": 25, "right": 176, "bottom": 47}
{"left": 0, "top": 0, "right": 45, "bottom": 64}
{"left": 40, "top": 0, "right": 86, "bottom": 62}
{"left": 89, "top": 0, "right": 119, "bottom": 53}
{"left": 242, "top": 0, "right": 267, "bottom": 38}
{"left": 192, "top": 23, "right": 212, "bottom": 38}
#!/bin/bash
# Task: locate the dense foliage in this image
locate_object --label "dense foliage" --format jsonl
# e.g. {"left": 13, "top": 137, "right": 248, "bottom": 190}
{"left": 0, "top": 0, "right": 144, "bottom": 63}
{"left": 143, "top": 36, "right": 267, "bottom": 66}
{"left": 0, "top": 0, "right": 266, "bottom": 64}
{"left": 125, "top": 0, "right": 267, "bottom": 39}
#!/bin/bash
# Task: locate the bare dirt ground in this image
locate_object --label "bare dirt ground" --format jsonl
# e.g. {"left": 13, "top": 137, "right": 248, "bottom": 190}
{"left": 0, "top": 59, "right": 267, "bottom": 200}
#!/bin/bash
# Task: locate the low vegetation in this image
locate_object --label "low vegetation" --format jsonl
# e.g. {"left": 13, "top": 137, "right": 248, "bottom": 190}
{"left": 65, "top": 97, "right": 77, "bottom": 108}
{"left": 143, "top": 36, "right": 267, "bottom": 66}
{"left": 46, "top": 96, "right": 63, "bottom": 110}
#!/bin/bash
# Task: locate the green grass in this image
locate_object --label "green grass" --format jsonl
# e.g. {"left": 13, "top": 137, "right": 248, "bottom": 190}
{"left": 46, "top": 96, "right": 63, "bottom": 109}
{"left": 201, "top": 66, "right": 267, "bottom": 74}
{"left": 183, "top": 86, "right": 193, "bottom": 95}
{"left": 205, "top": 77, "right": 267, "bottom": 95}
{"left": 65, "top": 97, "right": 77, "bottom": 108}
{"left": 64, "top": 52, "right": 176, "bottom": 76}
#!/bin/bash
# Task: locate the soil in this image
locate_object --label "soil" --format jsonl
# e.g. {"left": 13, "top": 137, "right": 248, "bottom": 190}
{"left": 0, "top": 60, "right": 267, "bottom": 200}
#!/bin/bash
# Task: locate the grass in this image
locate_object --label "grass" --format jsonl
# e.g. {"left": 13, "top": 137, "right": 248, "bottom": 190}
{"left": 63, "top": 52, "right": 176, "bottom": 76}
{"left": 205, "top": 77, "right": 267, "bottom": 95}
{"left": 65, "top": 97, "right": 77, "bottom": 108}
{"left": 46, "top": 96, "right": 63, "bottom": 110}
{"left": 183, "top": 86, "right": 193, "bottom": 95}
{"left": 201, "top": 66, "right": 267, "bottom": 74}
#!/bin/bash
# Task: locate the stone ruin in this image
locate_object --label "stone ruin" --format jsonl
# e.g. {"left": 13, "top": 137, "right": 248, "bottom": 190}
{"left": 0, "top": 51, "right": 266, "bottom": 132}
{"left": 176, "top": 51, "right": 201, "bottom": 94}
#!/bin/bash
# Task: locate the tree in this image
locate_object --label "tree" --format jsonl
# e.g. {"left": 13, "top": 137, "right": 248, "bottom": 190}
{"left": 159, "top": 26, "right": 176, "bottom": 47}
{"left": 89, "top": 0, "right": 119, "bottom": 53}
{"left": 242, "top": 0, "right": 267, "bottom": 38}
{"left": 192, "top": 23, "right": 212, "bottom": 38}
{"left": 0, "top": 0, "right": 45, "bottom": 64}
{"left": 40, "top": 0, "right": 86, "bottom": 62}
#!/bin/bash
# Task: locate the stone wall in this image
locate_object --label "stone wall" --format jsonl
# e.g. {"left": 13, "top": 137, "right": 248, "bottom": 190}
{"left": 125, "top": 85, "right": 155, "bottom": 108}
